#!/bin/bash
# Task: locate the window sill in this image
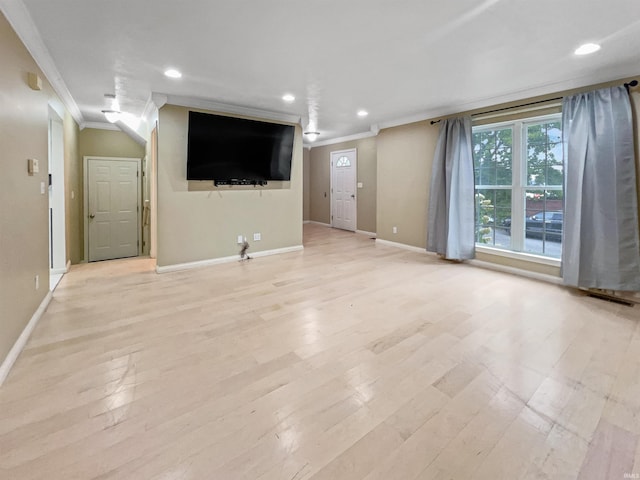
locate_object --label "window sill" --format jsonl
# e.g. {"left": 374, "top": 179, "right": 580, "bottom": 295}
{"left": 475, "top": 245, "right": 561, "bottom": 267}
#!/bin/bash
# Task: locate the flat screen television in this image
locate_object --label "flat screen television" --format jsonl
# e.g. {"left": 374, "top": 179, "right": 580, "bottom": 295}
{"left": 187, "top": 111, "right": 295, "bottom": 183}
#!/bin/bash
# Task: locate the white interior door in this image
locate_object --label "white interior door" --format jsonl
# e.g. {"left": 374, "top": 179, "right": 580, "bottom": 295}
{"left": 87, "top": 157, "right": 140, "bottom": 262}
{"left": 331, "top": 149, "right": 357, "bottom": 232}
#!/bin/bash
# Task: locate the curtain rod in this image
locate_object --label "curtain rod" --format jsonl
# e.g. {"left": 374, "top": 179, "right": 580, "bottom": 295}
{"left": 430, "top": 79, "right": 638, "bottom": 125}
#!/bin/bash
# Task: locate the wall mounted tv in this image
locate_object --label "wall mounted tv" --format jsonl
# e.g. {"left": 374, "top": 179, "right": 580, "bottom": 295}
{"left": 187, "top": 111, "right": 295, "bottom": 184}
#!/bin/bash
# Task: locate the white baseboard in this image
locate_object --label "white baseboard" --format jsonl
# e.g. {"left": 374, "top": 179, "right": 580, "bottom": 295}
{"left": 156, "top": 245, "right": 304, "bottom": 273}
{"left": 307, "top": 221, "right": 331, "bottom": 227}
{"left": 303, "top": 220, "right": 310, "bottom": 224}
{"left": 0, "top": 291, "right": 52, "bottom": 386}
{"left": 375, "top": 238, "right": 426, "bottom": 254}
{"left": 356, "top": 230, "right": 377, "bottom": 237}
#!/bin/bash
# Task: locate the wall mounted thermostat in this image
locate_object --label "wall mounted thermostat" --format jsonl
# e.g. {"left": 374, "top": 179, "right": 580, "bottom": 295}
{"left": 27, "top": 158, "right": 39, "bottom": 175}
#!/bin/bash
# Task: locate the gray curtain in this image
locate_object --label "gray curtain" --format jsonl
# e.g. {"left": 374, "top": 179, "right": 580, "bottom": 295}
{"left": 427, "top": 116, "right": 475, "bottom": 260}
{"left": 562, "top": 86, "right": 640, "bottom": 290}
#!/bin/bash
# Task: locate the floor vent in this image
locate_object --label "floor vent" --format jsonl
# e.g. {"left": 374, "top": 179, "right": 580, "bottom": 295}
{"left": 584, "top": 290, "right": 636, "bottom": 307}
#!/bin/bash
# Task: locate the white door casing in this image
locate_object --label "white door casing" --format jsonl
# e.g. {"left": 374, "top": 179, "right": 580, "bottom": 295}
{"left": 48, "top": 108, "right": 66, "bottom": 276}
{"left": 330, "top": 149, "right": 357, "bottom": 232}
{"left": 85, "top": 157, "right": 141, "bottom": 262}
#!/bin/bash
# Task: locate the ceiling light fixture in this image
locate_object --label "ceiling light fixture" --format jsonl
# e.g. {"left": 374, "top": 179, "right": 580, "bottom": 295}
{"left": 282, "top": 94, "right": 295, "bottom": 103}
{"left": 575, "top": 43, "right": 601, "bottom": 55}
{"left": 164, "top": 68, "right": 182, "bottom": 78}
{"left": 304, "top": 131, "right": 320, "bottom": 142}
{"left": 357, "top": 110, "right": 369, "bottom": 117}
{"left": 101, "top": 109, "right": 121, "bottom": 123}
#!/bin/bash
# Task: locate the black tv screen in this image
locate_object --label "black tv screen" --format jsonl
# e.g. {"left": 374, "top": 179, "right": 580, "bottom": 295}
{"left": 187, "top": 111, "right": 294, "bottom": 182}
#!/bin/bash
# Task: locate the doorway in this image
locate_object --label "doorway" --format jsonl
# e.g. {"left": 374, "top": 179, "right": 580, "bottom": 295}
{"left": 48, "top": 107, "right": 66, "bottom": 289}
{"left": 84, "top": 156, "right": 141, "bottom": 262}
{"left": 330, "top": 148, "right": 357, "bottom": 232}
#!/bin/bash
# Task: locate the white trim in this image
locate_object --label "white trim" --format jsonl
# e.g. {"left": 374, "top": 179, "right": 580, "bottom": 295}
{"left": 468, "top": 259, "right": 563, "bottom": 285}
{"left": 0, "top": 291, "right": 52, "bottom": 386}
{"left": 475, "top": 245, "right": 561, "bottom": 267}
{"left": 308, "top": 128, "right": 378, "bottom": 148}
{"left": 142, "top": 94, "right": 159, "bottom": 137}
{"left": 307, "top": 221, "right": 331, "bottom": 227}
{"left": 80, "top": 121, "right": 120, "bottom": 131}
{"left": 156, "top": 245, "right": 304, "bottom": 274}
{"left": 80, "top": 120, "right": 147, "bottom": 146}
{"left": 303, "top": 220, "right": 311, "bottom": 224}
{"left": 84, "top": 156, "right": 143, "bottom": 262}
{"left": 114, "top": 119, "right": 147, "bottom": 146}
{"left": 377, "top": 72, "right": 639, "bottom": 132}
{"left": 0, "top": 0, "right": 83, "bottom": 125}
{"left": 153, "top": 92, "right": 301, "bottom": 125}
{"left": 50, "top": 258, "right": 69, "bottom": 276}
{"left": 375, "top": 238, "right": 426, "bottom": 254}
{"left": 356, "top": 230, "right": 376, "bottom": 237}
{"left": 49, "top": 110, "right": 66, "bottom": 277}
{"left": 151, "top": 93, "right": 168, "bottom": 110}
{"left": 142, "top": 94, "right": 158, "bottom": 123}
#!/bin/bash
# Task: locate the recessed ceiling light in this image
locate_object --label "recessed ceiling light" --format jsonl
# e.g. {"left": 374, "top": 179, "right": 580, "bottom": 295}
{"left": 164, "top": 68, "right": 182, "bottom": 78}
{"left": 282, "top": 94, "right": 295, "bottom": 103}
{"left": 357, "top": 110, "right": 369, "bottom": 117}
{"left": 575, "top": 43, "right": 601, "bottom": 55}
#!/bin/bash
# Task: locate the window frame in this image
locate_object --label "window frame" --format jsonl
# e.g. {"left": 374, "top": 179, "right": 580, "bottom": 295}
{"left": 473, "top": 113, "right": 563, "bottom": 266}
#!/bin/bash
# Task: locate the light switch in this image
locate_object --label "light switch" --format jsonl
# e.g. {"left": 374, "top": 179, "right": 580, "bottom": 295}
{"left": 357, "top": 182, "right": 363, "bottom": 189}
{"left": 27, "top": 158, "right": 39, "bottom": 175}
{"left": 40, "top": 182, "right": 46, "bottom": 194}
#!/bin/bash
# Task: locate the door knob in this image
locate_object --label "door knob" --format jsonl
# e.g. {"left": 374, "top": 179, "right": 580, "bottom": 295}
{"left": 89, "top": 214, "right": 95, "bottom": 219}
{"left": 351, "top": 194, "right": 355, "bottom": 199}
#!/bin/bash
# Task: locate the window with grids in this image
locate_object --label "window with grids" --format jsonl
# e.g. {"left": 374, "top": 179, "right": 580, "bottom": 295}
{"left": 473, "top": 114, "right": 563, "bottom": 259}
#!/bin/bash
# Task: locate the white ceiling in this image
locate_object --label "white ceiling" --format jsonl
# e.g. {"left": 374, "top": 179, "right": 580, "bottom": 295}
{"left": 5, "top": 0, "right": 640, "bottom": 143}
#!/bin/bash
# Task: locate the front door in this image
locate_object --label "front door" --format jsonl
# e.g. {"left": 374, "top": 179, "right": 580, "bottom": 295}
{"left": 87, "top": 157, "right": 140, "bottom": 262}
{"left": 331, "top": 149, "right": 357, "bottom": 232}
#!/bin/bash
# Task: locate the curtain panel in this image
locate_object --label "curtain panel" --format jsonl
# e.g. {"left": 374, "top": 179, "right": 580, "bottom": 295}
{"left": 427, "top": 116, "right": 475, "bottom": 260}
{"left": 562, "top": 86, "right": 640, "bottom": 290}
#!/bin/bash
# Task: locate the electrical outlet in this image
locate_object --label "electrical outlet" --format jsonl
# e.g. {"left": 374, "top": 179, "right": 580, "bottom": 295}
{"left": 253, "top": 233, "right": 261, "bottom": 241}
{"left": 237, "top": 235, "right": 243, "bottom": 244}
{"left": 392, "top": 226, "right": 397, "bottom": 234}
{"left": 35, "top": 275, "right": 39, "bottom": 290}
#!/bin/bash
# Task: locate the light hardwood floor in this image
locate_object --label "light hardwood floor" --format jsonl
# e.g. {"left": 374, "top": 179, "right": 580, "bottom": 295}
{"left": 1, "top": 223, "right": 640, "bottom": 479}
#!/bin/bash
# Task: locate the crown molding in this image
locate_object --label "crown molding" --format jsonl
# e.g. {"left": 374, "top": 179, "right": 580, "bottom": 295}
{"left": 154, "top": 92, "right": 301, "bottom": 125}
{"left": 151, "top": 93, "right": 168, "bottom": 110}
{"left": 143, "top": 93, "right": 159, "bottom": 121}
{"left": 115, "top": 119, "right": 146, "bottom": 146}
{"left": 80, "top": 120, "right": 146, "bottom": 146}
{"left": 0, "top": 0, "right": 83, "bottom": 126}
{"left": 80, "top": 121, "right": 120, "bottom": 131}
{"left": 306, "top": 125, "right": 379, "bottom": 149}
{"left": 378, "top": 71, "right": 640, "bottom": 131}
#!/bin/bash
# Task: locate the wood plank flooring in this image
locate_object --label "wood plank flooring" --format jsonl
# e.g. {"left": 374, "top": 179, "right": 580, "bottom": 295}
{"left": 1, "top": 223, "right": 640, "bottom": 479}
